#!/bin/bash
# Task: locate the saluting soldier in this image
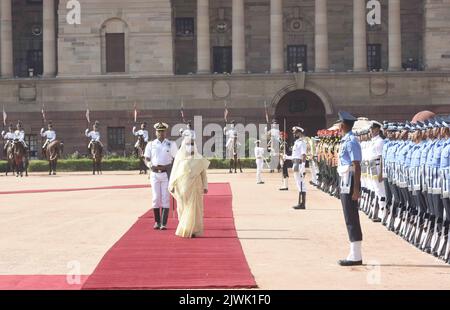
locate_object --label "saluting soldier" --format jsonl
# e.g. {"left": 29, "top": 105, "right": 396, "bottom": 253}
{"left": 144, "top": 122, "right": 178, "bottom": 230}
{"left": 284, "top": 126, "right": 307, "bottom": 210}
{"left": 133, "top": 122, "right": 149, "bottom": 147}
{"left": 85, "top": 121, "right": 103, "bottom": 153}
{"left": 40, "top": 121, "right": 57, "bottom": 155}
{"left": 336, "top": 111, "right": 363, "bottom": 266}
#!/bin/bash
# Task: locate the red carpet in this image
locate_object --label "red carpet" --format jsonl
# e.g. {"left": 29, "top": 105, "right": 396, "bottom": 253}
{"left": 82, "top": 183, "right": 257, "bottom": 289}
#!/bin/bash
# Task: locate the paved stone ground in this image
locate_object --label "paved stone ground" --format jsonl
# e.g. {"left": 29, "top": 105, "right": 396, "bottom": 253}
{"left": 1, "top": 170, "right": 450, "bottom": 289}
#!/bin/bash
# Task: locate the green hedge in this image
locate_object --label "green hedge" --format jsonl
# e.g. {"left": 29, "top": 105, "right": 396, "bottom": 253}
{"left": 0, "top": 157, "right": 257, "bottom": 172}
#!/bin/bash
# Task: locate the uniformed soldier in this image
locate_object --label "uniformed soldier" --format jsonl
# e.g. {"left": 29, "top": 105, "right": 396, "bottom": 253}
{"left": 144, "top": 122, "right": 178, "bottom": 230}
{"left": 439, "top": 117, "right": 450, "bottom": 262}
{"left": 40, "top": 122, "right": 57, "bottom": 151}
{"left": 133, "top": 122, "right": 149, "bottom": 148}
{"left": 1, "top": 123, "right": 15, "bottom": 156}
{"left": 279, "top": 132, "right": 290, "bottom": 191}
{"left": 85, "top": 121, "right": 103, "bottom": 153}
{"left": 367, "top": 121, "right": 386, "bottom": 222}
{"left": 309, "top": 136, "right": 320, "bottom": 187}
{"left": 254, "top": 140, "right": 265, "bottom": 184}
{"left": 14, "top": 121, "right": 28, "bottom": 150}
{"left": 265, "top": 119, "right": 281, "bottom": 173}
{"left": 336, "top": 111, "right": 363, "bottom": 266}
{"left": 179, "top": 120, "right": 196, "bottom": 142}
{"left": 284, "top": 126, "right": 307, "bottom": 210}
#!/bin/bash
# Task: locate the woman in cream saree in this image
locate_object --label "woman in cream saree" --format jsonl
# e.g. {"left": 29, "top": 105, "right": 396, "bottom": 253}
{"left": 168, "top": 137, "right": 209, "bottom": 238}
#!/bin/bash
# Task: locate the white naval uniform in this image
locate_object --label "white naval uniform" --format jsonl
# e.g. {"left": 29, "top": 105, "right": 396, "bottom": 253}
{"left": 2, "top": 131, "right": 15, "bottom": 151}
{"left": 224, "top": 127, "right": 240, "bottom": 158}
{"left": 14, "top": 130, "right": 27, "bottom": 147}
{"left": 133, "top": 129, "right": 149, "bottom": 142}
{"left": 368, "top": 135, "right": 386, "bottom": 216}
{"left": 85, "top": 130, "right": 101, "bottom": 141}
{"left": 144, "top": 138, "right": 178, "bottom": 209}
{"left": 285, "top": 138, "right": 307, "bottom": 193}
{"left": 2, "top": 131, "right": 15, "bottom": 140}
{"left": 266, "top": 126, "right": 280, "bottom": 170}
{"left": 41, "top": 129, "right": 56, "bottom": 145}
{"left": 254, "top": 146, "right": 265, "bottom": 183}
{"left": 133, "top": 128, "right": 149, "bottom": 148}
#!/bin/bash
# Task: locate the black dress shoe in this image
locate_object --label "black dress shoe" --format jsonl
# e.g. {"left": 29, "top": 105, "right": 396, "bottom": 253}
{"left": 338, "top": 259, "right": 363, "bottom": 266}
{"left": 293, "top": 205, "right": 305, "bottom": 210}
{"left": 279, "top": 188, "right": 288, "bottom": 191}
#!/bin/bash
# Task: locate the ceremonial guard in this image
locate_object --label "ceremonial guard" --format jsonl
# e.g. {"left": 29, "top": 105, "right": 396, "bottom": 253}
{"left": 336, "top": 112, "right": 363, "bottom": 266}
{"left": 284, "top": 126, "right": 307, "bottom": 210}
{"left": 309, "top": 137, "right": 320, "bottom": 186}
{"left": 439, "top": 118, "right": 450, "bottom": 262}
{"left": 224, "top": 120, "right": 243, "bottom": 173}
{"left": 85, "top": 121, "right": 103, "bottom": 152}
{"left": 15, "top": 121, "right": 28, "bottom": 151}
{"left": 133, "top": 122, "right": 149, "bottom": 148}
{"left": 254, "top": 140, "right": 265, "bottom": 184}
{"left": 40, "top": 122, "right": 57, "bottom": 152}
{"left": 279, "top": 133, "right": 290, "bottom": 191}
{"left": 367, "top": 121, "right": 386, "bottom": 222}
{"left": 1, "top": 123, "right": 15, "bottom": 156}
{"left": 180, "top": 120, "right": 196, "bottom": 142}
{"left": 266, "top": 119, "right": 281, "bottom": 173}
{"left": 144, "top": 122, "right": 178, "bottom": 230}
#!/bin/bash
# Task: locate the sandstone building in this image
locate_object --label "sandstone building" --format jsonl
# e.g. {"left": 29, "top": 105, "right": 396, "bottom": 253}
{"left": 2, "top": 0, "right": 450, "bottom": 157}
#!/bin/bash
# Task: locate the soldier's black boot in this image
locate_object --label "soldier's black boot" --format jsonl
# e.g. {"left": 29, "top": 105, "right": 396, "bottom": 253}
{"left": 153, "top": 208, "right": 161, "bottom": 230}
{"left": 293, "top": 193, "right": 303, "bottom": 210}
{"left": 160, "top": 208, "right": 169, "bottom": 230}
{"left": 300, "top": 192, "right": 306, "bottom": 209}
{"left": 431, "top": 219, "right": 443, "bottom": 256}
{"left": 437, "top": 221, "right": 448, "bottom": 259}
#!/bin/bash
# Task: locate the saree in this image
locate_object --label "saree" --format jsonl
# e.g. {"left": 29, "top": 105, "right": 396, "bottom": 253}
{"left": 168, "top": 139, "right": 210, "bottom": 238}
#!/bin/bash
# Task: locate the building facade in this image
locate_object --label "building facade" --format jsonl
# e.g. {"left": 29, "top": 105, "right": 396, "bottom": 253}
{"left": 2, "top": 0, "right": 450, "bottom": 157}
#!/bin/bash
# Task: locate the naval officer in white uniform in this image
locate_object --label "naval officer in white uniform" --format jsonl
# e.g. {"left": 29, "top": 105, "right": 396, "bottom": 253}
{"left": 254, "top": 140, "right": 265, "bottom": 184}
{"left": 144, "top": 122, "right": 178, "bottom": 230}
{"left": 284, "top": 126, "right": 308, "bottom": 210}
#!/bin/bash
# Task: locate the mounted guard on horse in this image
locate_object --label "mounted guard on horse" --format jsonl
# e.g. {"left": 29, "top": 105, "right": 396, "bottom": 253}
{"left": 41, "top": 121, "right": 63, "bottom": 175}
{"left": 133, "top": 122, "right": 149, "bottom": 174}
{"left": 85, "top": 121, "right": 103, "bottom": 175}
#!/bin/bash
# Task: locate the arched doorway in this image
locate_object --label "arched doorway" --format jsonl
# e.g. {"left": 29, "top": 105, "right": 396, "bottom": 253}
{"left": 275, "top": 89, "right": 327, "bottom": 140}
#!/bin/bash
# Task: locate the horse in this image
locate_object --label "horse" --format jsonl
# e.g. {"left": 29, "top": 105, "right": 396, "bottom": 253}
{"left": 135, "top": 135, "right": 148, "bottom": 174}
{"left": 226, "top": 136, "right": 243, "bottom": 174}
{"left": 45, "top": 140, "right": 64, "bottom": 175}
{"left": 5, "top": 142, "right": 15, "bottom": 176}
{"left": 12, "top": 140, "right": 28, "bottom": 177}
{"left": 90, "top": 141, "right": 103, "bottom": 175}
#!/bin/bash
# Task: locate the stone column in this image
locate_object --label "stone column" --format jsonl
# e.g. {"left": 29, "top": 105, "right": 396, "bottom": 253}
{"left": 315, "top": 0, "right": 329, "bottom": 72}
{"left": 1, "top": 0, "right": 13, "bottom": 78}
{"left": 353, "top": 0, "right": 367, "bottom": 72}
{"left": 388, "top": 0, "right": 402, "bottom": 71}
{"left": 197, "top": 0, "right": 211, "bottom": 74}
{"left": 270, "top": 0, "right": 284, "bottom": 73}
{"left": 43, "top": 0, "right": 57, "bottom": 77}
{"left": 232, "top": 0, "right": 246, "bottom": 73}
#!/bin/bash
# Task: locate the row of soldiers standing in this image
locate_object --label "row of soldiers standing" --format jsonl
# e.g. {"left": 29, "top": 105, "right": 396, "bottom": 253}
{"left": 313, "top": 115, "right": 450, "bottom": 264}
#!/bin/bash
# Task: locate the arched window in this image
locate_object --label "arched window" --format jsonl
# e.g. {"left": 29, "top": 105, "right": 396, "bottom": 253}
{"left": 100, "top": 18, "right": 128, "bottom": 74}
